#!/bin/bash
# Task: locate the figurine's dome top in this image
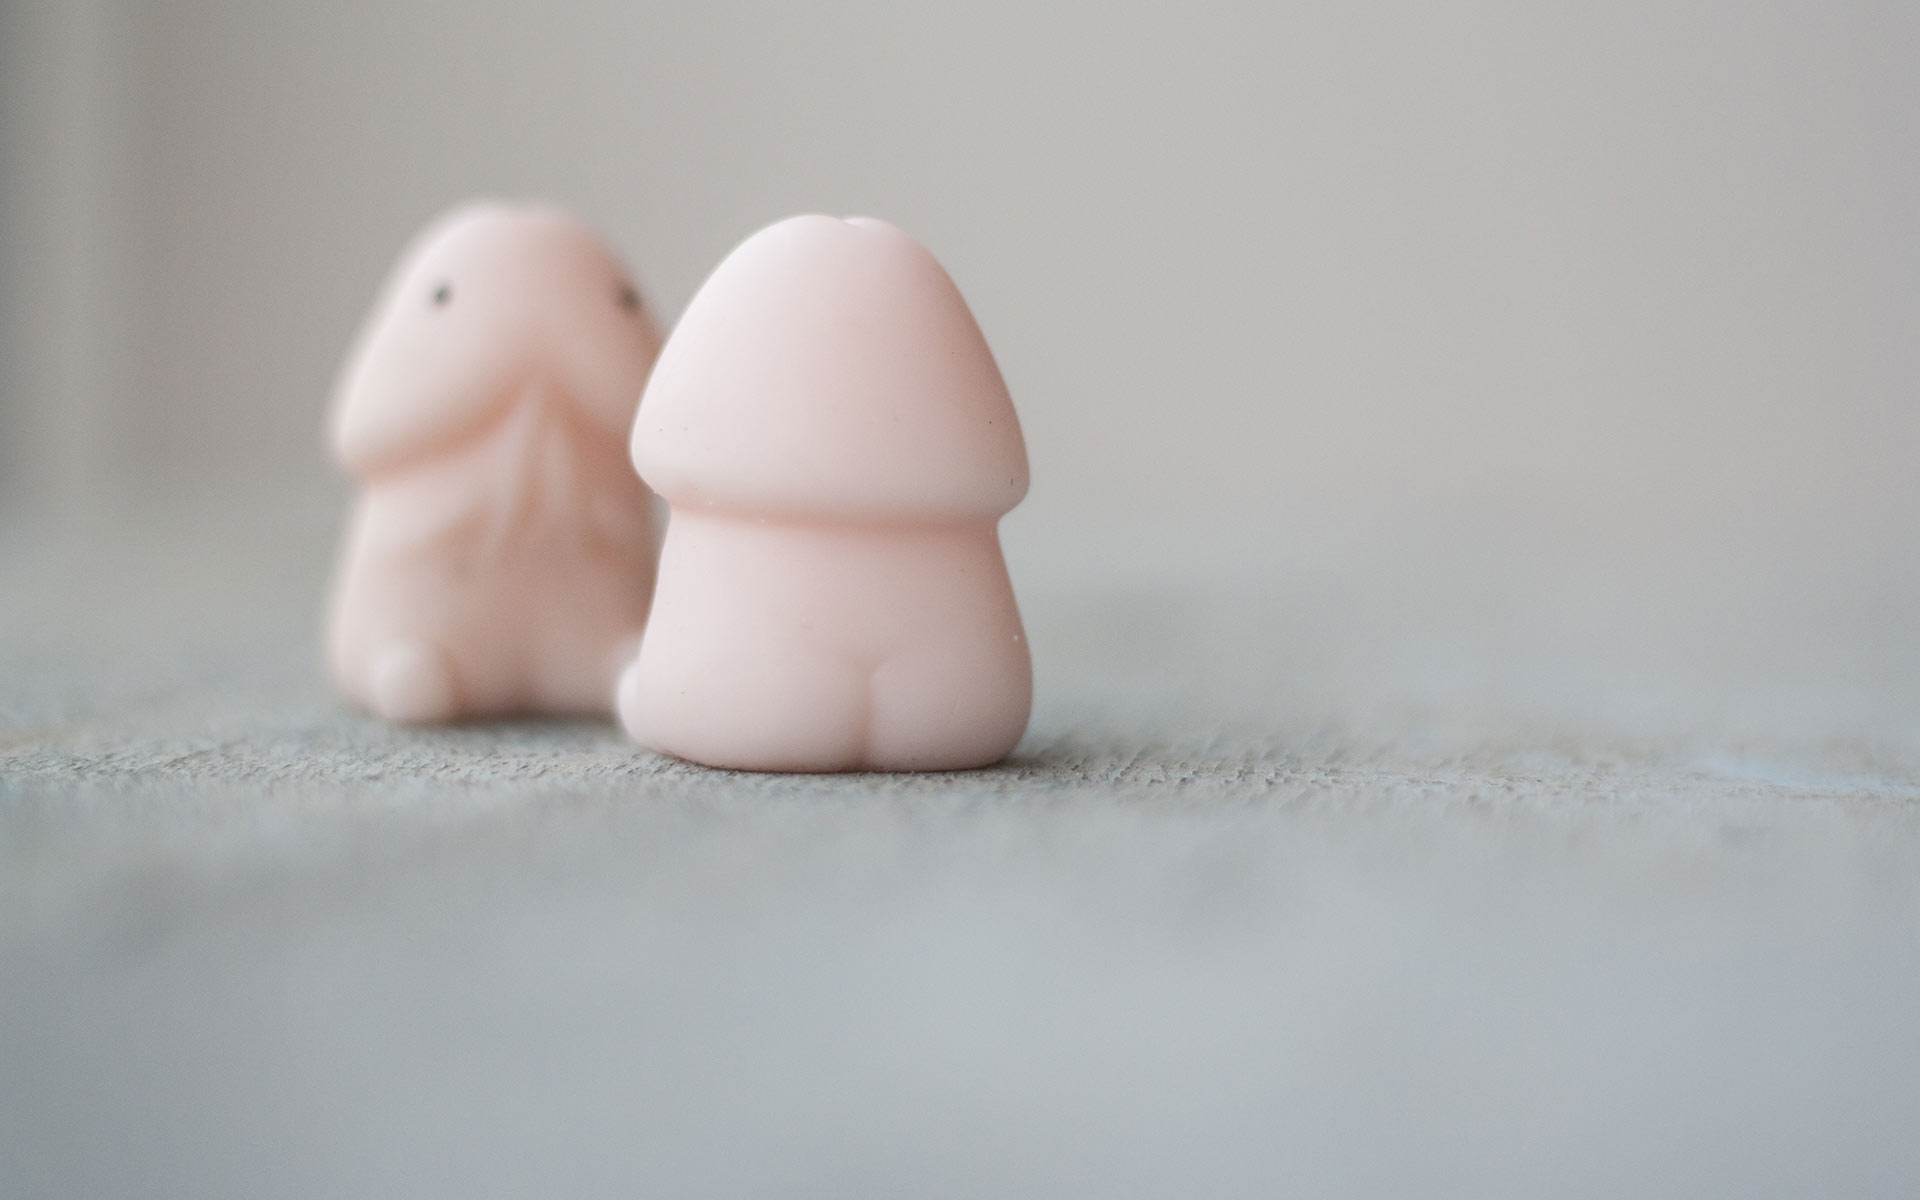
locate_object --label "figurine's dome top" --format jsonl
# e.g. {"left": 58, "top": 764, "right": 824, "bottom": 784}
{"left": 632, "top": 215, "right": 1027, "bottom": 522}
{"left": 331, "top": 201, "right": 660, "bottom": 476}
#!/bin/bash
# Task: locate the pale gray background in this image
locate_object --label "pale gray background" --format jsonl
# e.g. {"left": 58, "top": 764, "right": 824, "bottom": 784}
{"left": 4, "top": 3, "right": 1920, "bottom": 1197}
{"left": 5, "top": 1, "right": 1915, "bottom": 588}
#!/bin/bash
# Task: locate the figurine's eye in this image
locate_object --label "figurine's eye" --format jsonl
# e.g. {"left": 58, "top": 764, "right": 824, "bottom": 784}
{"left": 431, "top": 283, "right": 452, "bottom": 307}
{"left": 617, "top": 284, "right": 640, "bottom": 312}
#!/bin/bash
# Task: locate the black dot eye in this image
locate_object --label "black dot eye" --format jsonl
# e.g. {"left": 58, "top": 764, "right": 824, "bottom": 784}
{"left": 431, "top": 283, "right": 452, "bottom": 307}
{"left": 617, "top": 284, "right": 640, "bottom": 312}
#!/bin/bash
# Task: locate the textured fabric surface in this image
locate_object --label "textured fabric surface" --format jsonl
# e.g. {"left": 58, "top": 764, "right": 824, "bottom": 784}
{"left": 4, "top": 505, "right": 1920, "bottom": 1198}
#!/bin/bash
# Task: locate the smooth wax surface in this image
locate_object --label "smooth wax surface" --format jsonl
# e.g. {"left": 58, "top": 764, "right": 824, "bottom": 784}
{"left": 621, "top": 216, "right": 1031, "bottom": 771}
{"left": 328, "top": 202, "right": 664, "bottom": 721}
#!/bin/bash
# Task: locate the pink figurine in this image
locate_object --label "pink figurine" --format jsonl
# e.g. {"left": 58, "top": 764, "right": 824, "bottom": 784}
{"left": 619, "top": 215, "right": 1031, "bottom": 771}
{"left": 327, "top": 202, "right": 664, "bottom": 722}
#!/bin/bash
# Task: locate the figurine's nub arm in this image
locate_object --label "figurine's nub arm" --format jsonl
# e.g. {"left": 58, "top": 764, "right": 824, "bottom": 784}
{"left": 331, "top": 384, "right": 512, "bottom": 481}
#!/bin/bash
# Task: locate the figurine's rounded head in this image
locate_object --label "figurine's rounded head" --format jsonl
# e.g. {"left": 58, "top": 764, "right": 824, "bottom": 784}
{"left": 632, "top": 215, "right": 1027, "bottom": 523}
{"left": 330, "top": 201, "right": 663, "bottom": 477}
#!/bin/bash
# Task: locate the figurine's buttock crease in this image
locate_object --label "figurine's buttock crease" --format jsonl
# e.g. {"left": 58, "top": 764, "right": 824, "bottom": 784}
{"left": 619, "top": 510, "right": 1031, "bottom": 772}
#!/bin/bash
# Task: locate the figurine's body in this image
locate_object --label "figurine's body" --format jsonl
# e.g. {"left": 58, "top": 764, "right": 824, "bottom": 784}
{"left": 328, "top": 203, "right": 663, "bottom": 721}
{"left": 620, "top": 216, "right": 1031, "bottom": 771}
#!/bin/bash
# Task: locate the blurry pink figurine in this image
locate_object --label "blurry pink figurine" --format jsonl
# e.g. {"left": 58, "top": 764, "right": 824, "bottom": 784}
{"left": 620, "top": 216, "right": 1031, "bottom": 771}
{"left": 327, "top": 202, "right": 664, "bottom": 721}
